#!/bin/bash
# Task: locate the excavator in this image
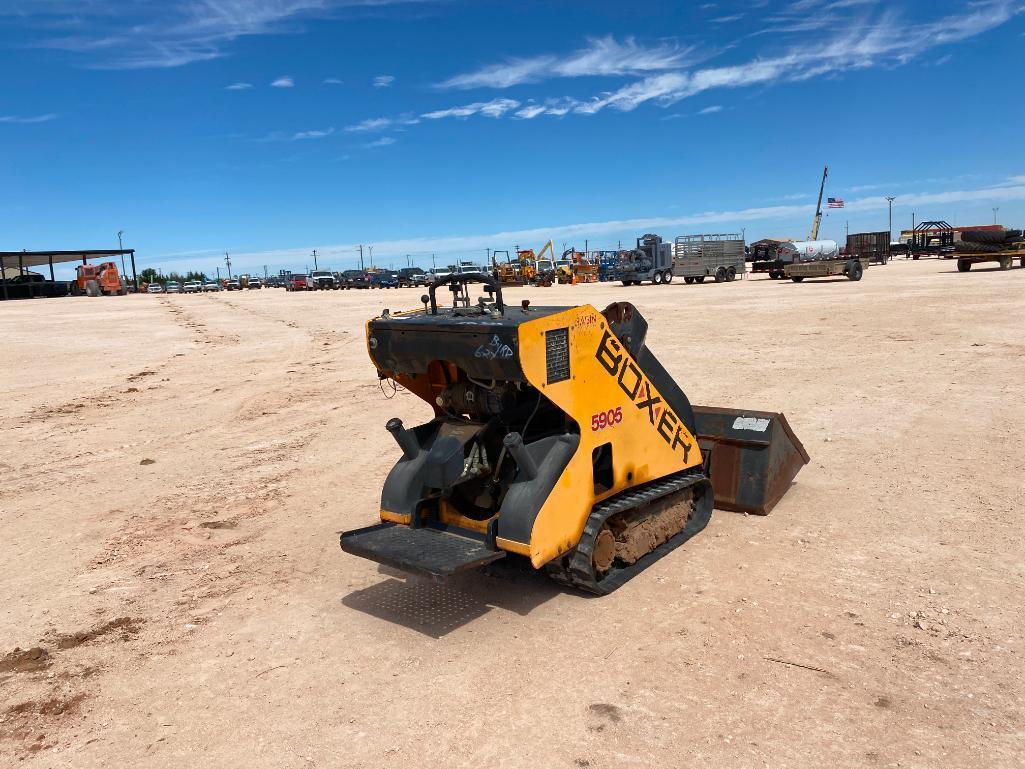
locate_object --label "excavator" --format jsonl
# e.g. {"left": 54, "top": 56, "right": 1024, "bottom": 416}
{"left": 518, "top": 240, "right": 555, "bottom": 286}
{"left": 340, "top": 275, "right": 808, "bottom": 594}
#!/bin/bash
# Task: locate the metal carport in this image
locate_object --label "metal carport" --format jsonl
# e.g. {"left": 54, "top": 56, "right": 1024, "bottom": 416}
{"left": 0, "top": 249, "right": 137, "bottom": 300}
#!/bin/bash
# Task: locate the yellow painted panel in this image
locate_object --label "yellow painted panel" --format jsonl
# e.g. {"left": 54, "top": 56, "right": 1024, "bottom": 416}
{"left": 517, "top": 305, "right": 702, "bottom": 567}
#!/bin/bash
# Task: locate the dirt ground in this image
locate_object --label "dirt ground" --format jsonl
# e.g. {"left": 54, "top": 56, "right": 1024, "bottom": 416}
{"left": 2, "top": 257, "right": 1023, "bottom": 768}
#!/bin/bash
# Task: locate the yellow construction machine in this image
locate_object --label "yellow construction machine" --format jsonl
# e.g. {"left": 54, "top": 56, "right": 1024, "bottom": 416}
{"left": 518, "top": 240, "right": 555, "bottom": 286}
{"left": 341, "top": 275, "right": 808, "bottom": 594}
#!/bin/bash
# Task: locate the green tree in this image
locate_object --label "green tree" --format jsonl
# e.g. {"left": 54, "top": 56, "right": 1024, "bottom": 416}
{"left": 139, "top": 268, "right": 162, "bottom": 285}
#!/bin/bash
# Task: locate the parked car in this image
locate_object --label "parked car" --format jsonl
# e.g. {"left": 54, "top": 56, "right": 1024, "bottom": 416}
{"left": 369, "top": 271, "right": 400, "bottom": 289}
{"left": 287, "top": 274, "right": 310, "bottom": 291}
{"left": 248, "top": 277, "right": 263, "bottom": 289}
{"left": 165, "top": 281, "right": 182, "bottom": 294}
{"left": 183, "top": 281, "right": 201, "bottom": 293}
{"left": 342, "top": 269, "right": 369, "bottom": 289}
{"left": 225, "top": 279, "right": 241, "bottom": 291}
{"left": 202, "top": 280, "right": 221, "bottom": 292}
{"left": 308, "top": 270, "right": 337, "bottom": 290}
{"left": 146, "top": 283, "right": 164, "bottom": 294}
{"left": 398, "top": 267, "right": 425, "bottom": 287}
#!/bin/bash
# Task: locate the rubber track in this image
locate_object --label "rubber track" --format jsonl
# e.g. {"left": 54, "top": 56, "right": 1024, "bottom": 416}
{"left": 545, "top": 470, "right": 712, "bottom": 595}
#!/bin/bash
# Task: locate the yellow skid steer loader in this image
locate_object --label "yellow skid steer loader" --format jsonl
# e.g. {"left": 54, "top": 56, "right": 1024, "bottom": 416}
{"left": 341, "top": 275, "right": 808, "bottom": 594}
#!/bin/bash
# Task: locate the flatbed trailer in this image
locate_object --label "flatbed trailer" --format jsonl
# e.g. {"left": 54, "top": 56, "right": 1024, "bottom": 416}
{"left": 955, "top": 251, "right": 1025, "bottom": 272}
{"left": 784, "top": 256, "right": 869, "bottom": 283}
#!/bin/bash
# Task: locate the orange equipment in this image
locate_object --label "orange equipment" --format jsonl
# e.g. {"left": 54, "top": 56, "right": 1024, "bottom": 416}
{"left": 75, "top": 262, "right": 125, "bottom": 296}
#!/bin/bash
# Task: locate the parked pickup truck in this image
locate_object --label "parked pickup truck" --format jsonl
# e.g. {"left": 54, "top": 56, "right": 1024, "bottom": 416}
{"left": 309, "top": 270, "right": 337, "bottom": 290}
{"left": 398, "top": 267, "right": 425, "bottom": 287}
{"left": 342, "top": 270, "right": 368, "bottom": 289}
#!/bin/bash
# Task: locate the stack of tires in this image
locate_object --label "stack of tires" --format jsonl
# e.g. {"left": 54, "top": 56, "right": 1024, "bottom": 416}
{"left": 957, "top": 229, "right": 1024, "bottom": 271}
{"left": 958, "top": 228, "right": 1022, "bottom": 253}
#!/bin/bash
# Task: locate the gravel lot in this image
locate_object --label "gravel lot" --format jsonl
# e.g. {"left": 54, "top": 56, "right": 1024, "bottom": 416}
{"left": 2, "top": 257, "right": 1023, "bottom": 768}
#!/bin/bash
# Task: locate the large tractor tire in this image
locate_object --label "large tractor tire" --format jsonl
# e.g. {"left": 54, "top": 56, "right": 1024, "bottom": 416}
{"left": 714, "top": 266, "right": 727, "bottom": 283}
{"left": 790, "top": 276, "right": 804, "bottom": 283}
{"left": 86, "top": 280, "right": 101, "bottom": 297}
{"left": 726, "top": 266, "right": 737, "bottom": 282}
{"left": 999, "top": 256, "right": 1012, "bottom": 270}
{"left": 695, "top": 276, "right": 705, "bottom": 284}
{"left": 961, "top": 229, "right": 1004, "bottom": 244}
{"left": 684, "top": 276, "right": 694, "bottom": 285}
{"left": 846, "top": 260, "right": 863, "bottom": 281}
{"left": 957, "top": 259, "right": 972, "bottom": 272}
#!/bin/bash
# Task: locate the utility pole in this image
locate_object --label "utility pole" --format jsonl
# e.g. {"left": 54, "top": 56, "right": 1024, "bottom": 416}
{"left": 432, "top": 253, "right": 436, "bottom": 269}
{"left": 845, "top": 220, "right": 849, "bottom": 240}
{"left": 117, "top": 230, "right": 126, "bottom": 281}
{"left": 885, "top": 196, "right": 896, "bottom": 240}
{"left": 357, "top": 244, "right": 364, "bottom": 271}
{"left": 312, "top": 249, "right": 319, "bottom": 270}
{"left": 216, "top": 266, "right": 220, "bottom": 280}
{"left": 224, "top": 252, "right": 232, "bottom": 279}
{"left": 993, "top": 207, "right": 999, "bottom": 225}
{"left": 263, "top": 264, "right": 268, "bottom": 278}
{"left": 369, "top": 245, "right": 375, "bottom": 269}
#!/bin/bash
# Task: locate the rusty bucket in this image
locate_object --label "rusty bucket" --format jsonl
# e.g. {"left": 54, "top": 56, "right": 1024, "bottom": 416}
{"left": 692, "top": 406, "right": 810, "bottom": 515}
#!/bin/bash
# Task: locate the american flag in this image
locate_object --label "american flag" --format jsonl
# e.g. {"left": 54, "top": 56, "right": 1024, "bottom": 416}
{"left": 828, "top": 197, "right": 845, "bottom": 208}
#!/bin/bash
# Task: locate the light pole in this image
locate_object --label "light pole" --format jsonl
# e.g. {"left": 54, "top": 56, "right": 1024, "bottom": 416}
{"left": 368, "top": 245, "right": 374, "bottom": 268}
{"left": 224, "top": 252, "right": 232, "bottom": 279}
{"left": 885, "top": 197, "right": 895, "bottom": 240}
{"left": 117, "top": 230, "right": 127, "bottom": 280}
{"left": 993, "top": 207, "right": 999, "bottom": 225}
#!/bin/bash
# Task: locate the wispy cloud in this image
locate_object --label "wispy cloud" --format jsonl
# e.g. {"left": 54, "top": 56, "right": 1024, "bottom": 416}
{"left": 346, "top": 117, "right": 394, "bottom": 132}
{"left": 323, "top": 77, "right": 343, "bottom": 84}
{"left": 0, "top": 113, "right": 59, "bottom": 124}
{"left": 345, "top": 115, "right": 419, "bottom": 132}
{"left": 418, "top": 2, "right": 1020, "bottom": 128}
{"left": 292, "top": 127, "right": 335, "bottom": 140}
{"left": 516, "top": 2, "right": 1021, "bottom": 117}
{"left": 158, "top": 178, "right": 1025, "bottom": 269}
{"left": 225, "top": 82, "right": 253, "bottom": 90}
{"left": 373, "top": 74, "right": 395, "bottom": 88}
{"left": 422, "top": 98, "right": 520, "bottom": 120}
{"left": 698, "top": 104, "right": 723, "bottom": 114}
{"left": 437, "top": 35, "right": 701, "bottom": 90}
{"left": 366, "top": 136, "right": 396, "bottom": 148}
{"left": 271, "top": 75, "right": 295, "bottom": 88}
{"left": 10, "top": 1, "right": 420, "bottom": 70}
{"left": 710, "top": 15, "right": 744, "bottom": 23}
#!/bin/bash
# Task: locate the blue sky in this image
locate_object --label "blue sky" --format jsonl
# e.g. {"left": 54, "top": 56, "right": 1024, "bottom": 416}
{"left": 2, "top": 0, "right": 1024, "bottom": 276}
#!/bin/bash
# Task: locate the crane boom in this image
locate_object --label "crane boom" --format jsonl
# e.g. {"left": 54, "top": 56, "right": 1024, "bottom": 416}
{"left": 809, "top": 165, "right": 828, "bottom": 241}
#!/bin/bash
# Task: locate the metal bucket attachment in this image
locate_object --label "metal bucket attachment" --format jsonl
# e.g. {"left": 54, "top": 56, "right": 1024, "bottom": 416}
{"left": 692, "top": 406, "right": 810, "bottom": 515}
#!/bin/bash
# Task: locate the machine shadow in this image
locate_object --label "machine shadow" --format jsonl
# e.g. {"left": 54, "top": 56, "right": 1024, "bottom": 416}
{"left": 340, "top": 558, "right": 578, "bottom": 639}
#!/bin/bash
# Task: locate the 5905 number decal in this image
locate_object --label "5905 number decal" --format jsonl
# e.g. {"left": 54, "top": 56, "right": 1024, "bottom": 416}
{"left": 591, "top": 406, "right": 623, "bottom": 432}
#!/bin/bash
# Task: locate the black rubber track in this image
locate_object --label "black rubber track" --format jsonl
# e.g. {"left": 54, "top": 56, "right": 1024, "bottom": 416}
{"left": 545, "top": 471, "right": 712, "bottom": 595}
